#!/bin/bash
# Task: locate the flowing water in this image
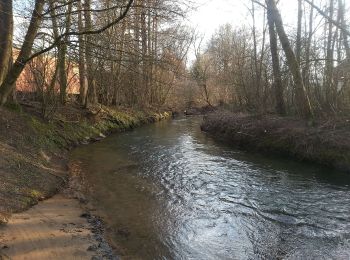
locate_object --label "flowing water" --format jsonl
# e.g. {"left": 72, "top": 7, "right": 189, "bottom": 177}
{"left": 70, "top": 117, "right": 350, "bottom": 259}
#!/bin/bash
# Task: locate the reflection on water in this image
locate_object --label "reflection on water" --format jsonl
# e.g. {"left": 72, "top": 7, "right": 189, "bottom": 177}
{"left": 70, "top": 117, "right": 350, "bottom": 259}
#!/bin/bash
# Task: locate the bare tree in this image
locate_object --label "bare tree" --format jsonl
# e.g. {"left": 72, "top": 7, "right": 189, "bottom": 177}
{"left": 0, "top": 0, "right": 45, "bottom": 106}
{"left": 0, "top": 0, "right": 135, "bottom": 106}
{"left": 266, "top": 0, "right": 313, "bottom": 118}
{"left": 266, "top": 1, "right": 285, "bottom": 115}
{"left": 0, "top": 0, "right": 13, "bottom": 85}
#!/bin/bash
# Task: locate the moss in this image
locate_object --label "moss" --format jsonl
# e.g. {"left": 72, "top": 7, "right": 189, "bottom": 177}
{"left": 25, "top": 107, "right": 171, "bottom": 153}
{"left": 29, "top": 190, "right": 43, "bottom": 200}
{"left": 22, "top": 196, "right": 37, "bottom": 208}
{"left": 5, "top": 102, "right": 23, "bottom": 113}
{"left": 0, "top": 106, "right": 171, "bottom": 217}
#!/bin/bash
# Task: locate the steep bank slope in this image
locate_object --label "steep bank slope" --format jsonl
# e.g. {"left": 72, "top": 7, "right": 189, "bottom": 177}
{"left": 0, "top": 104, "right": 170, "bottom": 223}
{"left": 201, "top": 112, "right": 350, "bottom": 172}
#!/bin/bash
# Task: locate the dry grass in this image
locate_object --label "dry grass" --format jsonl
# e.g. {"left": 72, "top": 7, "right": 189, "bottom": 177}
{"left": 201, "top": 111, "right": 350, "bottom": 172}
{"left": 0, "top": 103, "right": 170, "bottom": 224}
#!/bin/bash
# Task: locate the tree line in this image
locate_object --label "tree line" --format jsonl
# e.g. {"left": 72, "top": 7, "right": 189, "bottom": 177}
{"left": 1, "top": 0, "right": 349, "bottom": 119}
{"left": 191, "top": 0, "right": 350, "bottom": 119}
{"left": 0, "top": 0, "right": 192, "bottom": 117}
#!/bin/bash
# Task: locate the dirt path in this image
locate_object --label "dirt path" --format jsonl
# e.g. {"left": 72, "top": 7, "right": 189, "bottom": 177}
{"left": 0, "top": 194, "right": 115, "bottom": 260}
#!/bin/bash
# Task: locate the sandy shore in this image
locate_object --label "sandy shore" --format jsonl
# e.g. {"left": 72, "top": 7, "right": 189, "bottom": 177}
{"left": 0, "top": 192, "right": 117, "bottom": 260}
{"left": 0, "top": 107, "right": 171, "bottom": 260}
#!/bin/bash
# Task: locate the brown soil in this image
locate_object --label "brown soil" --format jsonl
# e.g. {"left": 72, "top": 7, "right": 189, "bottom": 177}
{"left": 201, "top": 111, "right": 350, "bottom": 172}
{"left": 0, "top": 106, "right": 67, "bottom": 222}
{"left": 0, "top": 194, "right": 98, "bottom": 260}
{"left": 0, "top": 103, "right": 170, "bottom": 259}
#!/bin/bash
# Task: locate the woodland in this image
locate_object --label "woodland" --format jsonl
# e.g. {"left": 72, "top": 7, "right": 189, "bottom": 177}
{"left": 0, "top": 0, "right": 349, "bottom": 120}
{"left": 1, "top": 1, "right": 350, "bottom": 258}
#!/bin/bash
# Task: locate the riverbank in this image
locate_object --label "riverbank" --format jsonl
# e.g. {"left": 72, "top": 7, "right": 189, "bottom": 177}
{"left": 201, "top": 111, "right": 350, "bottom": 172}
{"left": 0, "top": 193, "right": 117, "bottom": 259}
{"left": 0, "top": 102, "right": 170, "bottom": 258}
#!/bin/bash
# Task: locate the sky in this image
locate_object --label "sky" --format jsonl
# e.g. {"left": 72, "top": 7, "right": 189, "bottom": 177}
{"left": 187, "top": 0, "right": 301, "bottom": 41}
{"left": 185, "top": 0, "right": 302, "bottom": 62}
{"left": 188, "top": 0, "right": 248, "bottom": 40}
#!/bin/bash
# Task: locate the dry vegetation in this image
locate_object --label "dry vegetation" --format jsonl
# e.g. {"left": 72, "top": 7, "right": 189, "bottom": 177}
{"left": 202, "top": 111, "right": 350, "bottom": 172}
{"left": 0, "top": 104, "right": 170, "bottom": 224}
{"left": 192, "top": 0, "right": 350, "bottom": 119}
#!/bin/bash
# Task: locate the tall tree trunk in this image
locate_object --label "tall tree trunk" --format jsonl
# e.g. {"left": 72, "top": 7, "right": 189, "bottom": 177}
{"left": 77, "top": 0, "right": 88, "bottom": 107}
{"left": 0, "top": 0, "right": 45, "bottom": 106}
{"left": 0, "top": 0, "right": 13, "bottom": 85}
{"left": 141, "top": 6, "right": 149, "bottom": 106}
{"left": 151, "top": 12, "right": 158, "bottom": 104}
{"left": 59, "top": 2, "right": 72, "bottom": 104}
{"left": 339, "top": 0, "right": 350, "bottom": 59}
{"left": 147, "top": 6, "right": 153, "bottom": 102}
{"left": 50, "top": 0, "right": 72, "bottom": 105}
{"left": 259, "top": 10, "right": 267, "bottom": 111}
{"left": 325, "top": 0, "right": 334, "bottom": 109}
{"left": 303, "top": 0, "right": 314, "bottom": 88}
{"left": 134, "top": 0, "right": 141, "bottom": 105}
{"left": 267, "top": 3, "right": 286, "bottom": 115}
{"left": 266, "top": 0, "right": 313, "bottom": 118}
{"left": 251, "top": 0, "right": 261, "bottom": 109}
{"left": 84, "top": 0, "right": 97, "bottom": 105}
{"left": 296, "top": 0, "right": 302, "bottom": 65}
{"left": 112, "top": 19, "right": 127, "bottom": 105}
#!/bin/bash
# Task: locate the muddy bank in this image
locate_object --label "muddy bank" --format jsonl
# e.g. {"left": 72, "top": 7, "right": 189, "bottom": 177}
{"left": 0, "top": 103, "right": 170, "bottom": 224}
{"left": 0, "top": 103, "right": 170, "bottom": 258}
{"left": 0, "top": 193, "right": 116, "bottom": 260}
{"left": 201, "top": 111, "right": 350, "bottom": 172}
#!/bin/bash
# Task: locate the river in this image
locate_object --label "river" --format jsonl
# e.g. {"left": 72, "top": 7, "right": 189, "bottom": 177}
{"left": 70, "top": 117, "right": 350, "bottom": 259}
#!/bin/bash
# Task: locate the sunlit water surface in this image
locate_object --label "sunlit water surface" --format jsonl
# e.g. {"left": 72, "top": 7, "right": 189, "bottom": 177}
{"left": 70, "top": 117, "right": 350, "bottom": 259}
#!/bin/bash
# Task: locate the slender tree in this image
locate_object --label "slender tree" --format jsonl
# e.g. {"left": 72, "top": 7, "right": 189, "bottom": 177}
{"left": 266, "top": 1, "right": 286, "bottom": 115}
{"left": 78, "top": 0, "right": 88, "bottom": 106}
{"left": 296, "top": 0, "right": 302, "bottom": 65}
{"left": 0, "top": 0, "right": 13, "bottom": 85}
{"left": 266, "top": 0, "right": 313, "bottom": 118}
{"left": 0, "top": 0, "right": 45, "bottom": 105}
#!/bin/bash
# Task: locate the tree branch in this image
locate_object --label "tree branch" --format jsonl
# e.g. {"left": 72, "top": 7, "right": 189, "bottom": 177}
{"left": 304, "top": 0, "right": 350, "bottom": 37}
{"left": 26, "top": 0, "right": 134, "bottom": 62}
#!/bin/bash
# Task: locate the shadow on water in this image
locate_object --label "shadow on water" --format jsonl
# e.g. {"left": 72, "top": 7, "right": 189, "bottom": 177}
{"left": 70, "top": 117, "right": 350, "bottom": 259}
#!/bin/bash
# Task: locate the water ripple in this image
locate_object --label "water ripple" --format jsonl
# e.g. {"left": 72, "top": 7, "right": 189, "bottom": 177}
{"left": 70, "top": 117, "right": 350, "bottom": 259}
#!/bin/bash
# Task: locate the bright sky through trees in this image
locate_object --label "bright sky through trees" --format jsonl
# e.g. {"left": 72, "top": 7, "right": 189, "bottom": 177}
{"left": 187, "top": 0, "right": 325, "bottom": 39}
{"left": 186, "top": 0, "right": 303, "bottom": 62}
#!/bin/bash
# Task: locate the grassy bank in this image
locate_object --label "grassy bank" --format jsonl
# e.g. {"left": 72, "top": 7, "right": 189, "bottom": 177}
{"left": 201, "top": 111, "right": 350, "bottom": 172}
{"left": 0, "top": 103, "right": 170, "bottom": 223}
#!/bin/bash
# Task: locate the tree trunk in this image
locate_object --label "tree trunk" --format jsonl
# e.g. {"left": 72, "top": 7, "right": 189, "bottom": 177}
{"left": 251, "top": 0, "right": 261, "bottom": 108}
{"left": 266, "top": 0, "right": 313, "bottom": 118}
{"left": 77, "top": 0, "right": 88, "bottom": 107}
{"left": 112, "top": 20, "right": 127, "bottom": 105}
{"left": 303, "top": 0, "right": 314, "bottom": 88}
{"left": 267, "top": 2, "right": 286, "bottom": 115}
{"left": 50, "top": 0, "right": 72, "bottom": 105}
{"left": 84, "top": 0, "right": 97, "bottom": 105}
{"left": 59, "top": 2, "right": 72, "bottom": 104}
{"left": 296, "top": 0, "right": 302, "bottom": 65}
{"left": 141, "top": 3, "right": 148, "bottom": 98}
{"left": 0, "top": 0, "right": 45, "bottom": 106}
{"left": 324, "top": 0, "right": 334, "bottom": 109}
{"left": 0, "top": 0, "right": 13, "bottom": 85}
{"left": 339, "top": 0, "right": 350, "bottom": 59}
